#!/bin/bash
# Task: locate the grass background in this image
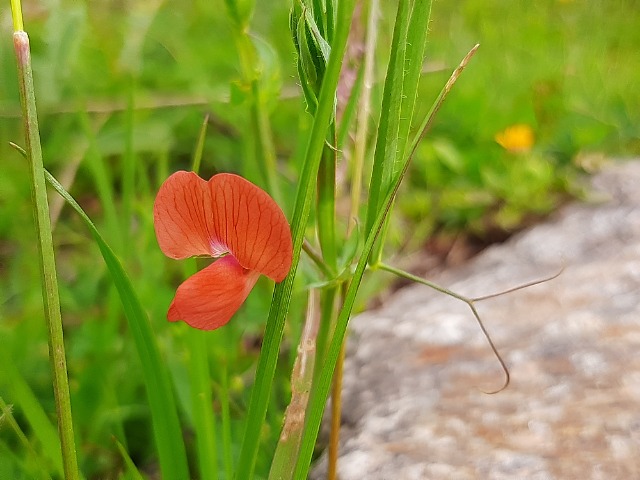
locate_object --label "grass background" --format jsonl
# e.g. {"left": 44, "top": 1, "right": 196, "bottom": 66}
{"left": 1, "top": 0, "right": 638, "bottom": 478}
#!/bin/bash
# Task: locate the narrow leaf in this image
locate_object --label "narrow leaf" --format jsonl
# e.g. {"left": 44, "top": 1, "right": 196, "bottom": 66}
{"left": 44, "top": 170, "right": 191, "bottom": 480}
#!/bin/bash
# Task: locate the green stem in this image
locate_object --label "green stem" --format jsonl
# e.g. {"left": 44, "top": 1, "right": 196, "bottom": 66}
{"left": 268, "top": 290, "right": 320, "bottom": 479}
{"left": 312, "top": 286, "right": 337, "bottom": 386}
{"left": 121, "top": 77, "right": 136, "bottom": 244}
{"left": 220, "top": 360, "right": 233, "bottom": 480}
{"left": 188, "top": 330, "right": 219, "bottom": 480}
{"left": 294, "top": 44, "right": 481, "bottom": 478}
{"left": 0, "top": 396, "right": 53, "bottom": 479}
{"left": 191, "top": 113, "right": 210, "bottom": 173}
{"left": 364, "top": 0, "right": 411, "bottom": 238}
{"left": 235, "top": 1, "right": 357, "bottom": 477}
{"left": 327, "top": 338, "right": 345, "bottom": 480}
{"left": 10, "top": 0, "right": 23, "bottom": 30}
{"left": 250, "top": 79, "right": 282, "bottom": 204}
{"left": 11, "top": 30, "right": 80, "bottom": 480}
{"left": 348, "top": 0, "right": 378, "bottom": 231}
{"left": 316, "top": 125, "right": 338, "bottom": 270}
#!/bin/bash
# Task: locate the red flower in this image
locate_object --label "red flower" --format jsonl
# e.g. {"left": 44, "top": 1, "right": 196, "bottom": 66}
{"left": 153, "top": 171, "right": 293, "bottom": 330}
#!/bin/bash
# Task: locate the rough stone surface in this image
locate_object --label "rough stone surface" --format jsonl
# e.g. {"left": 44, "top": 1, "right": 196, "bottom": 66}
{"left": 311, "top": 161, "right": 640, "bottom": 479}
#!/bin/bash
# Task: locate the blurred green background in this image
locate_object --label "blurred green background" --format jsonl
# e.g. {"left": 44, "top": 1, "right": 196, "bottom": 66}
{"left": 1, "top": 0, "right": 638, "bottom": 478}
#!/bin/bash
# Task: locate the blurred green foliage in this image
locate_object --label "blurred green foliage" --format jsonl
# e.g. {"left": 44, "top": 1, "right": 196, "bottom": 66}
{"left": 1, "top": 0, "right": 638, "bottom": 477}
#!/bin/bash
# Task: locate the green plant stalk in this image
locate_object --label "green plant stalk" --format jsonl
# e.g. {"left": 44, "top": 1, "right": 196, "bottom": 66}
{"left": 0, "top": 328, "right": 64, "bottom": 476}
{"left": 369, "top": 0, "right": 432, "bottom": 265}
{"left": 294, "top": 45, "right": 479, "bottom": 478}
{"left": 347, "top": 0, "right": 378, "bottom": 228}
{"left": 77, "top": 109, "right": 123, "bottom": 250}
{"left": 11, "top": 29, "right": 80, "bottom": 480}
{"left": 220, "top": 360, "right": 234, "bottom": 480}
{"left": 317, "top": 0, "right": 335, "bottom": 43}
{"left": 114, "top": 438, "right": 145, "bottom": 480}
{"left": 312, "top": 286, "right": 337, "bottom": 385}
{"left": 250, "top": 79, "right": 282, "bottom": 204}
{"left": 336, "top": 61, "right": 364, "bottom": 149}
{"left": 44, "top": 171, "right": 191, "bottom": 479}
{"left": 328, "top": 2, "right": 379, "bottom": 475}
{"left": 364, "top": 0, "right": 410, "bottom": 238}
{"left": 327, "top": 338, "right": 346, "bottom": 480}
{"left": 0, "top": 396, "right": 53, "bottom": 479}
{"left": 268, "top": 290, "right": 319, "bottom": 479}
{"left": 235, "top": 0, "right": 357, "bottom": 477}
{"left": 121, "top": 77, "right": 136, "bottom": 244}
{"left": 316, "top": 127, "right": 338, "bottom": 271}
{"left": 192, "top": 114, "right": 210, "bottom": 174}
{"left": 188, "top": 330, "right": 219, "bottom": 480}
{"left": 224, "top": 1, "right": 281, "bottom": 202}
{"left": 396, "top": 0, "right": 432, "bottom": 170}
{"left": 328, "top": 5, "right": 379, "bottom": 472}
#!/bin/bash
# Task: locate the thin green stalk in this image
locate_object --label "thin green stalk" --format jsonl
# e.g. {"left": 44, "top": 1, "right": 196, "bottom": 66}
{"left": 268, "top": 290, "right": 320, "bottom": 479}
{"left": 224, "top": 1, "right": 282, "bottom": 202}
{"left": 294, "top": 45, "right": 480, "bottom": 479}
{"left": 302, "top": 240, "right": 334, "bottom": 278}
{"left": 11, "top": 24, "right": 80, "bottom": 480}
{"left": 0, "top": 396, "right": 53, "bottom": 480}
{"left": 250, "top": 79, "right": 282, "bottom": 204}
{"left": 312, "top": 286, "right": 337, "bottom": 385}
{"left": 0, "top": 351, "right": 63, "bottom": 477}
{"left": 191, "top": 113, "right": 210, "bottom": 173}
{"left": 77, "top": 109, "right": 123, "bottom": 250}
{"left": 220, "top": 360, "right": 233, "bottom": 480}
{"left": 396, "top": 0, "right": 432, "bottom": 170}
{"left": 188, "top": 330, "right": 219, "bottom": 480}
{"left": 235, "top": 1, "right": 357, "bottom": 477}
{"left": 367, "top": 0, "right": 433, "bottom": 265}
{"left": 317, "top": 125, "right": 338, "bottom": 270}
{"left": 348, "top": 0, "right": 379, "bottom": 230}
{"left": 10, "top": 0, "right": 23, "bottom": 30}
{"left": 336, "top": 61, "right": 364, "bottom": 149}
{"left": 121, "top": 77, "right": 136, "bottom": 243}
{"left": 114, "top": 439, "right": 145, "bottom": 480}
{"left": 364, "top": 0, "right": 411, "bottom": 238}
{"left": 327, "top": 335, "right": 345, "bottom": 480}
{"left": 328, "top": 3, "right": 379, "bottom": 475}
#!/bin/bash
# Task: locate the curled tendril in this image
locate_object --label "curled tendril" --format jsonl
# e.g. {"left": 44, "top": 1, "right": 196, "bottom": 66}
{"left": 377, "top": 263, "right": 564, "bottom": 394}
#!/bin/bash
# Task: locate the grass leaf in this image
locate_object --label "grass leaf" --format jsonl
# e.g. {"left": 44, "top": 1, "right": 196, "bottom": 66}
{"left": 44, "top": 170, "right": 191, "bottom": 480}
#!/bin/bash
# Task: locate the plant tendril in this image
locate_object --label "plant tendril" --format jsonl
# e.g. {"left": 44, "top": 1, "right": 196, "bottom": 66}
{"left": 376, "top": 263, "right": 563, "bottom": 393}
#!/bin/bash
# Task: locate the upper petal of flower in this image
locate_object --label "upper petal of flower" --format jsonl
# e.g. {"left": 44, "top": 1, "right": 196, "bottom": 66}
{"left": 208, "top": 174, "right": 293, "bottom": 282}
{"left": 153, "top": 171, "right": 214, "bottom": 259}
{"left": 154, "top": 171, "right": 293, "bottom": 281}
{"left": 167, "top": 255, "right": 260, "bottom": 330}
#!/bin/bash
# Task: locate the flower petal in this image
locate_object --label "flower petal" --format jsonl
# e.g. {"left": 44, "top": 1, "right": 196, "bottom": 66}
{"left": 167, "top": 255, "right": 260, "bottom": 330}
{"left": 208, "top": 174, "right": 293, "bottom": 282}
{"left": 153, "top": 171, "right": 215, "bottom": 259}
{"left": 154, "top": 171, "right": 293, "bottom": 281}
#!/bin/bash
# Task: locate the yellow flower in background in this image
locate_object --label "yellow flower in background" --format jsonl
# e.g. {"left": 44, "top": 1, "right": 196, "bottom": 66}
{"left": 495, "top": 124, "right": 535, "bottom": 153}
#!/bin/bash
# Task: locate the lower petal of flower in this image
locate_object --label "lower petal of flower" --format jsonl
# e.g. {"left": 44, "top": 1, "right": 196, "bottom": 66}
{"left": 167, "top": 255, "right": 260, "bottom": 330}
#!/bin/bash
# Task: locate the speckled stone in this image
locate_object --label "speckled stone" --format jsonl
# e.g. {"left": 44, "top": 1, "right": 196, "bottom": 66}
{"left": 311, "top": 161, "right": 640, "bottom": 480}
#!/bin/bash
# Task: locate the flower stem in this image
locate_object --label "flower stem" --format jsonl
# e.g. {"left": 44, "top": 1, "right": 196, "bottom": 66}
{"left": 268, "top": 290, "right": 320, "bottom": 479}
{"left": 11, "top": 27, "right": 80, "bottom": 480}
{"left": 235, "top": 1, "right": 357, "bottom": 476}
